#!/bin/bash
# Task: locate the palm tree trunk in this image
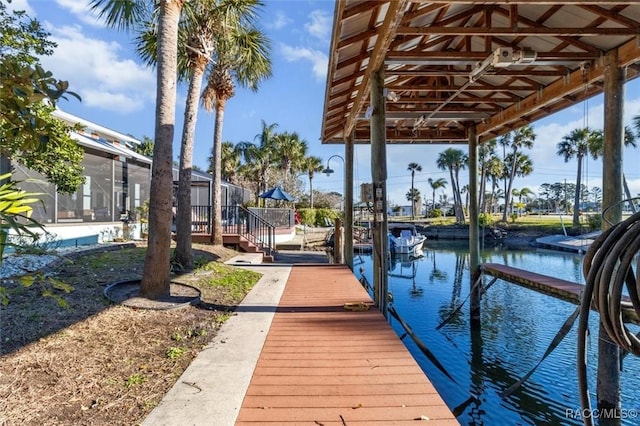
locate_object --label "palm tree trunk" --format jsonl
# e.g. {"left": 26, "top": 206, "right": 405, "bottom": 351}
{"left": 141, "top": 0, "right": 182, "bottom": 299}
{"left": 175, "top": 62, "right": 206, "bottom": 270}
{"left": 210, "top": 99, "right": 226, "bottom": 245}
{"left": 431, "top": 189, "right": 436, "bottom": 212}
{"left": 573, "top": 156, "right": 582, "bottom": 228}
{"left": 502, "top": 158, "right": 517, "bottom": 222}
{"left": 309, "top": 176, "right": 314, "bottom": 209}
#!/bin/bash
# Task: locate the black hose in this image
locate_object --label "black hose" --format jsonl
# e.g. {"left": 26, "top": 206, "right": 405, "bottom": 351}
{"left": 577, "top": 210, "right": 640, "bottom": 426}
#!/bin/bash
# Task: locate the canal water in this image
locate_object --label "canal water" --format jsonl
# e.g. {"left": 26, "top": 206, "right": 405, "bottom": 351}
{"left": 355, "top": 241, "right": 640, "bottom": 425}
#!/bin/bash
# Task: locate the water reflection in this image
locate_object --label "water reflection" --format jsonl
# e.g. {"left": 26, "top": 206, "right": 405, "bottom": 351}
{"left": 358, "top": 242, "right": 640, "bottom": 426}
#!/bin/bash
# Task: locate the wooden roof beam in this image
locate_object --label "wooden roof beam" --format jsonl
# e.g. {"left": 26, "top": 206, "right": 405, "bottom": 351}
{"left": 477, "top": 36, "right": 640, "bottom": 137}
{"left": 343, "top": 0, "right": 410, "bottom": 138}
{"left": 396, "top": 26, "right": 640, "bottom": 36}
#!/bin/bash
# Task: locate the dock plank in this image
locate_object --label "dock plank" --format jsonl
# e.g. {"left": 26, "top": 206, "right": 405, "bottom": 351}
{"left": 235, "top": 265, "right": 457, "bottom": 425}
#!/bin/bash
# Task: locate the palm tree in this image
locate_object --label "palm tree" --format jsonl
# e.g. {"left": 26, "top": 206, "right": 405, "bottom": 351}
{"left": 556, "top": 127, "right": 599, "bottom": 227}
{"left": 436, "top": 148, "right": 468, "bottom": 223}
{"left": 300, "top": 156, "right": 323, "bottom": 209}
{"left": 236, "top": 121, "right": 278, "bottom": 206}
{"left": 201, "top": 4, "right": 272, "bottom": 245}
{"left": 588, "top": 126, "right": 638, "bottom": 211}
{"left": 406, "top": 188, "right": 421, "bottom": 217}
{"left": 273, "top": 131, "right": 308, "bottom": 183}
{"left": 504, "top": 153, "right": 533, "bottom": 216}
{"left": 218, "top": 141, "right": 240, "bottom": 183}
{"left": 427, "top": 177, "right": 447, "bottom": 213}
{"left": 478, "top": 138, "right": 497, "bottom": 212}
{"left": 499, "top": 125, "right": 535, "bottom": 222}
{"left": 90, "top": 0, "right": 184, "bottom": 299}
{"left": 485, "top": 155, "right": 504, "bottom": 214}
{"left": 136, "top": 0, "right": 247, "bottom": 270}
{"left": 407, "top": 162, "right": 422, "bottom": 219}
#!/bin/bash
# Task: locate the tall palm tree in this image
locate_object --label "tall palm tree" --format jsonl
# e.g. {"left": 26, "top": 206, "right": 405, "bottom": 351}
{"left": 90, "top": 0, "right": 184, "bottom": 298}
{"left": 135, "top": 0, "right": 247, "bottom": 270}
{"left": 300, "top": 156, "right": 323, "bottom": 209}
{"left": 485, "top": 155, "right": 504, "bottom": 214}
{"left": 427, "top": 177, "right": 447, "bottom": 213}
{"left": 499, "top": 125, "right": 535, "bottom": 222}
{"left": 201, "top": 3, "right": 272, "bottom": 245}
{"left": 556, "top": 127, "right": 598, "bottom": 227}
{"left": 407, "top": 162, "right": 422, "bottom": 219}
{"left": 436, "top": 148, "right": 468, "bottom": 223}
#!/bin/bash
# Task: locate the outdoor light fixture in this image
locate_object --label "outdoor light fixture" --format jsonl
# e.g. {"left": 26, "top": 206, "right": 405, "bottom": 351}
{"left": 323, "top": 155, "right": 344, "bottom": 177}
{"left": 323, "top": 166, "right": 335, "bottom": 176}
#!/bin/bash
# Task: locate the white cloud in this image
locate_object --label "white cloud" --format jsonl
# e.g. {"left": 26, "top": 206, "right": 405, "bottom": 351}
{"left": 54, "top": 0, "right": 103, "bottom": 27}
{"left": 5, "top": 0, "right": 34, "bottom": 15}
{"left": 280, "top": 44, "right": 328, "bottom": 82}
{"left": 305, "top": 9, "right": 331, "bottom": 41}
{"left": 268, "top": 11, "right": 291, "bottom": 30}
{"left": 39, "top": 24, "right": 156, "bottom": 114}
{"left": 81, "top": 89, "right": 144, "bottom": 113}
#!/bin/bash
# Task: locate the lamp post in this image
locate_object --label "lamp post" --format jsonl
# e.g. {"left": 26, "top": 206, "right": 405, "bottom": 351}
{"left": 323, "top": 155, "right": 345, "bottom": 263}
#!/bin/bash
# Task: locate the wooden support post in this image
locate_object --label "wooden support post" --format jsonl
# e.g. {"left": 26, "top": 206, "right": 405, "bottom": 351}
{"left": 370, "top": 68, "right": 389, "bottom": 317}
{"left": 468, "top": 125, "right": 481, "bottom": 328}
{"left": 334, "top": 217, "right": 343, "bottom": 264}
{"left": 598, "top": 49, "right": 624, "bottom": 424}
{"left": 344, "top": 134, "right": 354, "bottom": 270}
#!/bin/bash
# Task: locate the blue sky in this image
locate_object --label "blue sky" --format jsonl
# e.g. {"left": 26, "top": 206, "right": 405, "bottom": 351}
{"left": 10, "top": 0, "right": 640, "bottom": 206}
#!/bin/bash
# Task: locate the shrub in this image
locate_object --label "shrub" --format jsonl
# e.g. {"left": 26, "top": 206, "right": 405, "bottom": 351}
{"left": 315, "top": 208, "right": 339, "bottom": 226}
{"left": 478, "top": 213, "right": 493, "bottom": 227}
{"left": 587, "top": 214, "right": 602, "bottom": 231}
{"left": 298, "top": 208, "right": 316, "bottom": 226}
{"left": 429, "top": 209, "right": 442, "bottom": 218}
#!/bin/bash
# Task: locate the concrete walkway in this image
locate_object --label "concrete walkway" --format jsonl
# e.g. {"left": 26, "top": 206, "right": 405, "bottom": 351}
{"left": 143, "top": 262, "right": 291, "bottom": 426}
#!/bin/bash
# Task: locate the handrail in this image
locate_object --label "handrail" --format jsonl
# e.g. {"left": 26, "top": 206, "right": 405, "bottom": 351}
{"left": 188, "top": 205, "right": 276, "bottom": 257}
{"left": 234, "top": 205, "right": 276, "bottom": 257}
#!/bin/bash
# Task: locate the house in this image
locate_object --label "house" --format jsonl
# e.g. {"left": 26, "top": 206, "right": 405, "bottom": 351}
{"left": 1, "top": 109, "right": 249, "bottom": 246}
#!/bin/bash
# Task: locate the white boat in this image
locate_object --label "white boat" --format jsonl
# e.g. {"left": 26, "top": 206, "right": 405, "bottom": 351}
{"left": 388, "top": 223, "right": 426, "bottom": 256}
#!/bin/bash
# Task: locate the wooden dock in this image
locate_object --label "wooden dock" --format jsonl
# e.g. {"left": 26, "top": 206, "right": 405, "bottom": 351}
{"left": 235, "top": 265, "right": 458, "bottom": 425}
{"left": 481, "top": 263, "right": 639, "bottom": 324}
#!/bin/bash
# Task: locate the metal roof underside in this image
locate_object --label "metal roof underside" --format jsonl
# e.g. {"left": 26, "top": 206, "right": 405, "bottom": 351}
{"left": 321, "top": 1, "right": 640, "bottom": 145}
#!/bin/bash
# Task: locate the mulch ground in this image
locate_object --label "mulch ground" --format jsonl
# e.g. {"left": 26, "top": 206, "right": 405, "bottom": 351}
{"left": 0, "top": 243, "right": 255, "bottom": 426}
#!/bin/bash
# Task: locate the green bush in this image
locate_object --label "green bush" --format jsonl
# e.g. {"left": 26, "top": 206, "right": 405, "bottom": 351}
{"left": 586, "top": 214, "right": 602, "bottom": 231}
{"left": 478, "top": 213, "right": 493, "bottom": 227}
{"left": 315, "top": 208, "right": 339, "bottom": 226}
{"left": 298, "top": 208, "right": 315, "bottom": 226}
{"left": 429, "top": 209, "right": 442, "bottom": 218}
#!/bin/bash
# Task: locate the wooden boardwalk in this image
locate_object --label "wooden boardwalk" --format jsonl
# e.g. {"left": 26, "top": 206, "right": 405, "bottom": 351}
{"left": 482, "top": 263, "right": 639, "bottom": 324}
{"left": 236, "top": 265, "right": 458, "bottom": 425}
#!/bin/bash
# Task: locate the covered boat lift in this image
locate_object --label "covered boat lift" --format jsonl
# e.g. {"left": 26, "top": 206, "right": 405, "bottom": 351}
{"left": 321, "top": 1, "right": 640, "bottom": 421}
